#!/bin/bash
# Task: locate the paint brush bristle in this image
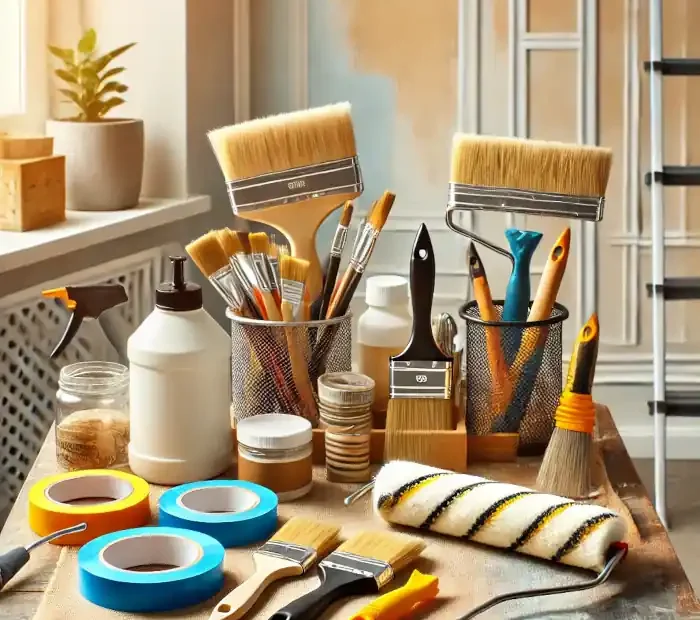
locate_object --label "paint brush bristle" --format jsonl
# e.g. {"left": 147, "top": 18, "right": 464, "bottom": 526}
{"left": 269, "top": 517, "right": 341, "bottom": 558}
{"left": 340, "top": 200, "right": 354, "bottom": 226}
{"left": 450, "top": 134, "right": 613, "bottom": 198}
{"left": 334, "top": 531, "right": 426, "bottom": 574}
{"left": 186, "top": 231, "right": 230, "bottom": 278}
{"left": 208, "top": 102, "right": 357, "bottom": 182}
{"left": 248, "top": 231, "right": 271, "bottom": 255}
{"left": 368, "top": 191, "right": 396, "bottom": 231}
{"left": 280, "top": 255, "right": 310, "bottom": 284}
{"left": 217, "top": 227, "right": 244, "bottom": 257}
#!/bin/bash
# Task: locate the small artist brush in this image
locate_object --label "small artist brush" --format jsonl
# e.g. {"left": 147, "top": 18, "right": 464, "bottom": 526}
{"left": 449, "top": 134, "right": 612, "bottom": 221}
{"left": 326, "top": 191, "right": 395, "bottom": 319}
{"left": 185, "top": 231, "right": 246, "bottom": 312}
{"left": 467, "top": 242, "right": 511, "bottom": 415}
{"left": 216, "top": 228, "right": 264, "bottom": 319}
{"left": 280, "top": 255, "right": 319, "bottom": 424}
{"left": 318, "top": 201, "right": 354, "bottom": 319}
{"left": 248, "top": 232, "right": 282, "bottom": 321}
{"left": 269, "top": 530, "right": 426, "bottom": 620}
{"left": 208, "top": 102, "right": 362, "bottom": 301}
{"left": 536, "top": 313, "right": 599, "bottom": 498}
{"left": 268, "top": 238, "right": 282, "bottom": 296}
{"left": 209, "top": 517, "right": 341, "bottom": 620}
{"left": 384, "top": 225, "right": 453, "bottom": 463}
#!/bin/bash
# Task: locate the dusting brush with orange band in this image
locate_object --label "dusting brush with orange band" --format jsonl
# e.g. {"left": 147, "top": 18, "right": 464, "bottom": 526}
{"left": 536, "top": 313, "right": 600, "bottom": 498}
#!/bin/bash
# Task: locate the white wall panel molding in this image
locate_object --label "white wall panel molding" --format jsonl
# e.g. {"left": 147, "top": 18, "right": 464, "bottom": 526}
{"left": 288, "top": 0, "right": 309, "bottom": 111}
{"left": 233, "top": 0, "right": 251, "bottom": 123}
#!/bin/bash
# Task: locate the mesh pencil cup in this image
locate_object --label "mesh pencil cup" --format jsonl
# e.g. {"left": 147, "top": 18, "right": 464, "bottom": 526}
{"left": 459, "top": 300, "right": 569, "bottom": 455}
{"left": 227, "top": 311, "right": 352, "bottom": 427}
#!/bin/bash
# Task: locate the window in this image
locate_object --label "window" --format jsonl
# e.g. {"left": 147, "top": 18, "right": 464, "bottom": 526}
{"left": 0, "top": 0, "right": 25, "bottom": 117}
{"left": 0, "top": 0, "right": 48, "bottom": 133}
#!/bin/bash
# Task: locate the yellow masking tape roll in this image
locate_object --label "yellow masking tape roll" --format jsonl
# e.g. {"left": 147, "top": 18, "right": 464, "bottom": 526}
{"left": 29, "top": 470, "right": 151, "bottom": 545}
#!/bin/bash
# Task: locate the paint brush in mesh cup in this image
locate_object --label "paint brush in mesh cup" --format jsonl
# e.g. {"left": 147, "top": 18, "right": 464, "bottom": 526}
{"left": 208, "top": 102, "right": 363, "bottom": 302}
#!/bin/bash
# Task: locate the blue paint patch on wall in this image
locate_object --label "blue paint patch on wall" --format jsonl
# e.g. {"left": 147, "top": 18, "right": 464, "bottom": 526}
{"left": 308, "top": 0, "right": 396, "bottom": 250}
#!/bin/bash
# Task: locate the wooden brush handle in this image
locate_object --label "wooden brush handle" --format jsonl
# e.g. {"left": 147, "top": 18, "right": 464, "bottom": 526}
{"left": 319, "top": 255, "right": 341, "bottom": 319}
{"left": 260, "top": 290, "right": 282, "bottom": 321}
{"left": 282, "top": 301, "right": 319, "bottom": 423}
{"left": 209, "top": 555, "right": 302, "bottom": 620}
{"left": 239, "top": 196, "right": 353, "bottom": 302}
{"left": 528, "top": 228, "right": 570, "bottom": 322}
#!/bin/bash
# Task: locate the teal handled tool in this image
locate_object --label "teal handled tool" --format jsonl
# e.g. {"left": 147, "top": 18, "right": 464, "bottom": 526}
{"left": 502, "top": 228, "right": 542, "bottom": 363}
{"left": 0, "top": 523, "right": 87, "bottom": 591}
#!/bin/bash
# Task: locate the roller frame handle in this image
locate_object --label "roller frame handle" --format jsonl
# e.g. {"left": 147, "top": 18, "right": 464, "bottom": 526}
{"left": 0, "top": 547, "right": 29, "bottom": 591}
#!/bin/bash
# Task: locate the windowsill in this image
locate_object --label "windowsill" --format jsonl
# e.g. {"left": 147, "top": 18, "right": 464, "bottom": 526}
{"left": 0, "top": 195, "right": 211, "bottom": 272}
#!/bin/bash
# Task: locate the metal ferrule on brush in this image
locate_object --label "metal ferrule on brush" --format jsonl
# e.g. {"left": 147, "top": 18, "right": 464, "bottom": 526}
{"left": 257, "top": 541, "right": 317, "bottom": 572}
{"left": 281, "top": 278, "right": 305, "bottom": 317}
{"left": 210, "top": 264, "right": 244, "bottom": 309}
{"left": 448, "top": 183, "right": 605, "bottom": 222}
{"left": 226, "top": 157, "right": 363, "bottom": 213}
{"left": 251, "top": 253, "right": 275, "bottom": 292}
{"left": 268, "top": 256, "right": 281, "bottom": 292}
{"left": 348, "top": 223, "right": 380, "bottom": 274}
{"left": 320, "top": 551, "right": 394, "bottom": 589}
{"left": 390, "top": 360, "right": 453, "bottom": 399}
{"left": 330, "top": 224, "right": 349, "bottom": 257}
{"left": 230, "top": 257, "right": 256, "bottom": 300}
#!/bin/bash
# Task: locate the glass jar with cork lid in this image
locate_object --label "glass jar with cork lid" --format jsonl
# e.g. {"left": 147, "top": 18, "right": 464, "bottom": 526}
{"left": 55, "top": 361, "right": 129, "bottom": 471}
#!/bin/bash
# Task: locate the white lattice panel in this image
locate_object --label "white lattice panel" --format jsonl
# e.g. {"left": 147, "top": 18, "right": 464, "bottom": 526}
{"left": 0, "top": 249, "right": 162, "bottom": 514}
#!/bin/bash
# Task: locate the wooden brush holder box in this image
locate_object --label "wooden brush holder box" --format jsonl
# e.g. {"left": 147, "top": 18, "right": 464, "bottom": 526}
{"left": 0, "top": 155, "right": 66, "bottom": 232}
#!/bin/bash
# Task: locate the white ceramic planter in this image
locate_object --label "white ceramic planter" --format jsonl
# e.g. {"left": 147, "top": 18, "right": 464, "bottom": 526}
{"left": 46, "top": 118, "right": 144, "bottom": 211}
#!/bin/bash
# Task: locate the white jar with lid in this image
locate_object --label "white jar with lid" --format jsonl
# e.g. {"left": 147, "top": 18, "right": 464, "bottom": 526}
{"left": 127, "top": 256, "right": 232, "bottom": 485}
{"left": 356, "top": 275, "right": 412, "bottom": 426}
{"left": 236, "top": 414, "right": 313, "bottom": 501}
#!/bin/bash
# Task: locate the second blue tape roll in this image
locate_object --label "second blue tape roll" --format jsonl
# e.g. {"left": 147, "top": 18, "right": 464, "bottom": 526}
{"left": 159, "top": 480, "right": 278, "bottom": 547}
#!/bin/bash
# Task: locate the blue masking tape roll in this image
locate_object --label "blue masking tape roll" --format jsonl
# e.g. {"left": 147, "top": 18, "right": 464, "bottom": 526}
{"left": 158, "top": 480, "right": 278, "bottom": 548}
{"left": 78, "top": 526, "right": 224, "bottom": 613}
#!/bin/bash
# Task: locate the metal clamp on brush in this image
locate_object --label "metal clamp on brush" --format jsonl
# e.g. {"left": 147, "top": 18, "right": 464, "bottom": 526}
{"left": 226, "top": 157, "right": 363, "bottom": 213}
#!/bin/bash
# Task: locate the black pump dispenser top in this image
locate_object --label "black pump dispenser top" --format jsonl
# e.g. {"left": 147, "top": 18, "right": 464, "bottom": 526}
{"left": 156, "top": 256, "right": 202, "bottom": 311}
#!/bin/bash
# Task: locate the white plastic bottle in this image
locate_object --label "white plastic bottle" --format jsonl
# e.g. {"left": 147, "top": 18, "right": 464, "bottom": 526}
{"left": 357, "top": 275, "right": 412, "bottom": 426}
{"left": 127, "top": 256, "right": 232, "bottom": 484}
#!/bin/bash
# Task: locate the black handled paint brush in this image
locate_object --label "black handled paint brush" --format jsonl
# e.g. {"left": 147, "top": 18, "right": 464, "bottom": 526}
{"left": 268, "top": 530, "right": 425, "bottom": 620}
{"left": 384, "top": 224, "right": 454, "bottom": 462}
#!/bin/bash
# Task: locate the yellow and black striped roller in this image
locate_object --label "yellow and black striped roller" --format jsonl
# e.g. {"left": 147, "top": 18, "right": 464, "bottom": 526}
{"left": 372, "top": 461, "right": 627, "bottom": 572}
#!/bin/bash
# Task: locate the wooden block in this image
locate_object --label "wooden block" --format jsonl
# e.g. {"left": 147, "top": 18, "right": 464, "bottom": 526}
{"left": 0, "top": 156, "right": 66, "bottom": 231}
{"left": 0, "top": 135, "right": 53, "bottom": 159}
{"left": 467, "top": 433, "right": 519, "bottom": 463}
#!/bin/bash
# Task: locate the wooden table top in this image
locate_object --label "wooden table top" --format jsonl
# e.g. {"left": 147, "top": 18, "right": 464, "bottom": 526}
{"left": 1, "top": 406, "right": 700, "bottom": 619}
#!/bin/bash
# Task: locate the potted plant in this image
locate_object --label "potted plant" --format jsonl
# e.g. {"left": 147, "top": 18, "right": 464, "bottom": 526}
{"left": 46, "top": 29, "right": 143, "bottom": 211}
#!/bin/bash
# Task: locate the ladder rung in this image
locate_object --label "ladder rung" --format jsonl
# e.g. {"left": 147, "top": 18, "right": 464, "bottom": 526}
{"left": 644, "top": 166, "right": 700, "bottom": 186}
{"left": 646, "top": 278, "right": 700, "bottom": 300}
{"left": 648, "top": 392, "right": 700, "bottom": 417}
{"left": 644, "top": 59, "right": 700, "bottom": 76}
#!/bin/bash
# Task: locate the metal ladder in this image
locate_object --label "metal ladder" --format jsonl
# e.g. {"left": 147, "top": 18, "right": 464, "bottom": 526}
{"left": 646, "top": 0, "right": 700, "bottom": 528}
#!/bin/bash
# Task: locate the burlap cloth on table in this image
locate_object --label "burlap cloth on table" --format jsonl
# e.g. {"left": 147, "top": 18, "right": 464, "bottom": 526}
{"left": 34, "top": 452, "right": 640, "bottom": 620}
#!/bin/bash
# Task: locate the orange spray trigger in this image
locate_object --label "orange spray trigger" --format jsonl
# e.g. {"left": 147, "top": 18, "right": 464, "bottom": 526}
{"left": 41, "top": 288, "right": 77, "bottom": 310}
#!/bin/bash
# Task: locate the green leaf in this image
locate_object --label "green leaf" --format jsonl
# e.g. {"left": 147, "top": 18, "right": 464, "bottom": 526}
{"left": 92, "top": 43, "right": 136, "bottom": 73}
{"left": 55, "top": 69, "right": 77, "bottom": 84}
{"left": 78, "top": 65, "right": 99, "bottom": 88}
{"left": 59, "top": 88, "right": 81, "bottom": 106}
{"left": 98, "top": 66, "right": 126, "bottom": 84}
{"left": 99, "top": 96, "right": 126, "bottom": 117}
{"left": 48, "top": 45, "right": 74, "bottom": 64}
{"left": 96, "top": 81, "right": 129, "bottom": 98}
{"left": 77, "top": 28, "right": 97, "bottom": 54}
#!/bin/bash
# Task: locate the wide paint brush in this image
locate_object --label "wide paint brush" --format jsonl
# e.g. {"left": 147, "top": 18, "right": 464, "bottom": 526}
{"left": 208, "top": 103, "right": 363, "bottom": 301}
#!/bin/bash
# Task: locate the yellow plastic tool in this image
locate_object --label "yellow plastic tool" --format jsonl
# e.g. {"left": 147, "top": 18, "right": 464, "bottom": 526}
{"left": 348, "top": 570, "right": 439, "bottom": 620}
